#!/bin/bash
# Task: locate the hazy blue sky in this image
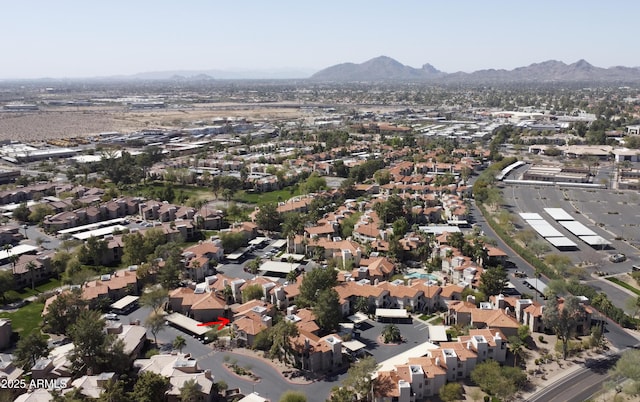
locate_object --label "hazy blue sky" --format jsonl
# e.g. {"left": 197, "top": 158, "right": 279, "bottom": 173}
{"left": 2, "top": 0, "right": 638, "bottom": 79}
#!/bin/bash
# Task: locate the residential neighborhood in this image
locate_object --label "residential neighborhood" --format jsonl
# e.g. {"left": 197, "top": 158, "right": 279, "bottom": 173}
{"left": 0, "top": 75, "right": 640, "bottom": 402}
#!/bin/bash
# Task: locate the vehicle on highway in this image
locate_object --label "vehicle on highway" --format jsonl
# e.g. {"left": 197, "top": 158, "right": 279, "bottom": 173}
{"left": 609, "top": 253, "right": 626, "bottom": 263}
{"left": 514, "top": 271, "right": 527, "bottom": 278}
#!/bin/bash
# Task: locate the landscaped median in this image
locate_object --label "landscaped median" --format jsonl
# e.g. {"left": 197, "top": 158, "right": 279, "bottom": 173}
{"left": 606, "top": 276, "right": 640, "bottom": 296}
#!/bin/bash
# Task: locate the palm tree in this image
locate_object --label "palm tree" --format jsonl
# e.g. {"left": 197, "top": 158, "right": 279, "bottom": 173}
{"left": 381, "top": 324, "right": 402, "bottom": 344}
{"left": 173, "top": 335, "right": 186, "bottom": 354}
{"left": 286, "top": 270, "right": 298, "bottom": 284}
{"left": 25, "top": 261, "right": 37, "bottom": 290}
{"left": 190, "top": 260, "right": 201, "bottom": 281}
{"left": 508, "top": 336, "right": 525, "bottom": 367}
{"left": 354, "top": 296, "right": 370, "bottom": 314}
{"left": 179, "top": 378, "right": 201, "bottom": 402}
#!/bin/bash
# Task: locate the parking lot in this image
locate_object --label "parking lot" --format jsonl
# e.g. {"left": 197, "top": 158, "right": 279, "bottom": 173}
{"left": 352, "top": 316, "right": 436, "bottom": 362}
{"left": 502, "top": 184, "right": 639, "bottom": 274}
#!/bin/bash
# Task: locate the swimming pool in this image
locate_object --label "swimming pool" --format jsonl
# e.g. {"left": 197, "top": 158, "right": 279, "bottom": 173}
{"left": 404, "top": 272, "right": 438, "bottom": 281}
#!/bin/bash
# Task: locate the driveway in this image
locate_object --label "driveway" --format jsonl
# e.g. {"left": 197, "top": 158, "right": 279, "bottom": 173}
{"left": 121, "top": 306, "right": 342, "bottom": 402}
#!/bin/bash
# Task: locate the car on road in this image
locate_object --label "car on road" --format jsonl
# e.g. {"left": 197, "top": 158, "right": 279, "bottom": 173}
{"left": 103, "top": 313, "right": 119, "bottom": 321}
{"left": 609, "top": 253, "right": 626, "bottom": 263}
{"left": 514, "top": 271, "right": 527, "bottom": 278}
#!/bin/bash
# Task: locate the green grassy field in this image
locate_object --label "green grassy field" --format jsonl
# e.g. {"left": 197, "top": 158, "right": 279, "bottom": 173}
{"left": 0, "top": 302, "right": 45, "bottom": 336}
{"left": 5, "top": 278, "right": 62, "bottom": 302}
{"left": 234, "top": 187, "right": 303, "bottom": 205}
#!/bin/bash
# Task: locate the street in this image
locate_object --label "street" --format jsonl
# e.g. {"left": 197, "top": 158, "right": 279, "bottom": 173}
{"left": 122, "top": 306, "right": 345, "bottom": 402}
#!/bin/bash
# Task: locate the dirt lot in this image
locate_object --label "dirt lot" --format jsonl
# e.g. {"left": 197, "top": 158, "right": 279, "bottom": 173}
{"left": 0, "top": 103, "right": 307, "bottom": 142}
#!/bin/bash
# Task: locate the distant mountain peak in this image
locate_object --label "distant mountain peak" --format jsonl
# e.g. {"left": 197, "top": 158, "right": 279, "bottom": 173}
{"left": 311, "top": 56, "right": 640, "bottom": 83}
{"left": 311, "top": 56, "right": 443, "bottom": 81}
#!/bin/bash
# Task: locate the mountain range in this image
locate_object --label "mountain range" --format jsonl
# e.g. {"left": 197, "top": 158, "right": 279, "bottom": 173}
{"left": 310, "top": 56, "right": 640, "bottom": 83}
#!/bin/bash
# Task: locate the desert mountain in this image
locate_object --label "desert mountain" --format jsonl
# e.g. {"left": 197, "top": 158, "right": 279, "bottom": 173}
{"left": 310, "top": 57, "right": 640, "bottom": 83}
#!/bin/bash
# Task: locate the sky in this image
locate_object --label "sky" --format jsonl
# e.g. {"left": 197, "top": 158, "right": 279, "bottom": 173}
{"left": 2, "top": 0, "right": 640, "bottom": 79}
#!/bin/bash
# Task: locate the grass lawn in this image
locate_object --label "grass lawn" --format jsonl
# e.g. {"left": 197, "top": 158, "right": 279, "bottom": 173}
{"left": 0, "top": 301, "right": 45, "bottom": 336}
{"left": 607, "top": 277, "right": 640, "bottom": 296}
{"left": 234, "top": 187, "right": 303, "bottom": 205}
{"left": 4, "top": 278, "right": 62, "bottom": 302}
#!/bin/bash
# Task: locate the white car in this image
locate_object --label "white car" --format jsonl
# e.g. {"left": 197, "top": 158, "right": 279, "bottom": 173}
{"left": 103, "top": 313, "right": 119, "bottom": 321}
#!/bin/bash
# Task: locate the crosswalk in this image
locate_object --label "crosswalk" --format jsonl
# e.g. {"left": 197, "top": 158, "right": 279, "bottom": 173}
{"left": 413, "top": 321, "right": 429, "bottom": 331}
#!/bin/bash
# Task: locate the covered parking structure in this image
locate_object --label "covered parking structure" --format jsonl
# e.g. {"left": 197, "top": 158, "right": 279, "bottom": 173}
{"left": 375, "top": 308, "right": 411, "bottom": 323}
{"left": 164, "top": 312, "right": 210, "bottom": 338}
{"left": 258, "top": 260, "right": 301, "bottom": 276}
{"left": 110, "top": 295, "right": 139, "bottom": 315}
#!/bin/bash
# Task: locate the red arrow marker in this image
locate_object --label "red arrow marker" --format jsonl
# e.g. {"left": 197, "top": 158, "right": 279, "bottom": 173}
{"left": 197, "top": 316, "right": 230, "bottom": 330}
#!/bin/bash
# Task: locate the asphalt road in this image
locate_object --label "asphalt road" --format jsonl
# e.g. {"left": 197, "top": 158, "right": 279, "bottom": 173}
{"left": 528, "top": 354, "right": 619, "bottom": 402}
{"left": 122, "top": 306, "right": 344, "bottom": 402}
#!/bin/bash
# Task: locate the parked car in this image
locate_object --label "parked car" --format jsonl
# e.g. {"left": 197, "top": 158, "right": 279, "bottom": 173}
{"left": 609, "top": 253, "right": 626, "bottom": 263}
{"left": 103, "top": 313, "right": 119, "bottom": 321}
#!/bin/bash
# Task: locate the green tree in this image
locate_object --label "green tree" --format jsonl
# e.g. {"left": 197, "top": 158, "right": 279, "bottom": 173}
{"left": 68, "top": 310, "right": 129, "bottom": 375}
{"left": 314, "top": 288, "right": 342, "bottom": 332}
{"left": 219, "top": 232, "right": 246, "bottom": 253}
{"left": 28, "top": 204, "right": 54, "bottom": 224}
{"left": 381, "top": 324, "right": 402, "bottom": 344}
{"left": 439, "top": 382, "right": 463, "bottom": 402}
{"left": 478, "top": 266, "right": 508, "bottom": 297}
{"left": 172, "top": 335, "right": 186, "bottom": 354}
{"left": 507, "top": 335, "right": 525, "bottom": 367}
{"left": 514, "top": 229, "right": 537, "bottom": 247}
{"left": 179, "top": 378, "right": 201, "bottom": 402}
{"left": 242, "top": 283, "right": 264, "bottom": 302}
{"left": 97, "top": 379, "right": 130, "bottom": 402}
{"left": 327, "top": 387, "right": 356, "bottom": 402}
{"left": 354, "top": 296, "right": 370, "bottom": 314}
{"left": 448, "top": 231, "right": 465, "bottom": 251}
{"left": 542, "top": 295, "right": 586, "bottom": 359}
{"left": 269, "top": 319, "right": 299, "bottom": 364}
{"left": 43, "top": 288, "right": 86, "bottom": 335}
{"left": 611, "top": 349, "right": 640, "bottom": 396}
{"left": 373, "top": 195, "right": 404, "bottom": 225}
{"left": 131, "top": 371, "right": 170, "bottom": 402}
{"left": 140, "top": 286, "right": 169, "bottom": 313}
{"left": 122, "top": 232, "right": 148, "bottom": 266}
{"left": 544, "top": 254, "right": 573, "bottom": 277}
{"left": 470, "top": 360, "right": 525, "bottom": 400}
{"left": 0, "top": 270, "right": 14, "bottom": 303}
{"left": 392, "top": 217, "right": 408, "bottom": 238}
{"left": 343, "top": 356, "right": 379, "bottom": 401}
{"left": 77, "top": 236, "right": 109, "bottom": 266}
{"left": 25, "top": 261, "right": 37, "bottom": 290}
{"left": 14, "top": 331, "right": 50, "bottom": 370}
{"left": 303, "top": 172, "right": 327, "bottom": 194}
{"left": 145, "top": 313, "right": 166, "bottom": 346}
{"left": 298, "top": 267, "right": 338, "bottom": 308}
{"left": 255, "top": 203, "right": 283, "bottom": 234}
{"left": 373, "top": 169, "right": 391, "bottom": 185}
{"left": 529, "top": 241, "right": 550, "bottom": 258}
{"left": 154, "top": 243, "right": 183, "bottom": 289}
{"left": 12, "top": 202, "right": 30, "bottom": 222}
{"left": 517, "top": 325, "right": 530, "bottom": 343}
{"left": 279, "top": 391, "right": 307, "bottom": 402}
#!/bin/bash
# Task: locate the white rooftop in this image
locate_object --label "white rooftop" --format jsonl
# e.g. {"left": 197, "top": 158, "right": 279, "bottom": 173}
{"left": 258, "top": 261, "right": 300, "bottom": 274}
{"left": 559, "top": 220, "right": 597, "bottom": 236}
{"left": 544, "top": 208, "right": 575, "bottom": 221}
{"left": 519, "top": 212, "right": 544, "bottom": 220}
{"left": 546, "top": 237, "right": 578, "bottom": 248}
